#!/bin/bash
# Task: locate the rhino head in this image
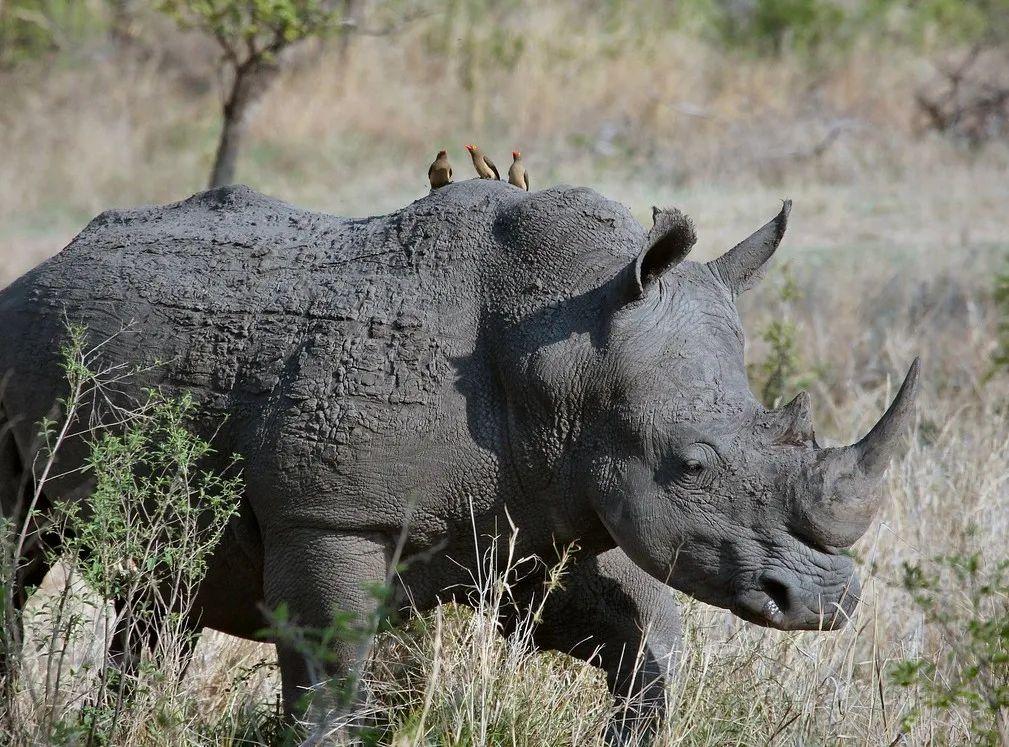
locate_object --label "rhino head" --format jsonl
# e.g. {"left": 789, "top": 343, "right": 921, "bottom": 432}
{"left": 493, "top": 193, "right": 918, "bottom": 631}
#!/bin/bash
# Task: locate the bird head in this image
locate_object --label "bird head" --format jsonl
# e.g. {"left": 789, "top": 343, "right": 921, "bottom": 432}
{"left": 465, "top": 144, "right": 476, "bottom": 153}
{"left": 512, "top": 150, "right": 521, "bottom": 159}
{"left": 437, "top": 150, "right": 447, "bottom": 157}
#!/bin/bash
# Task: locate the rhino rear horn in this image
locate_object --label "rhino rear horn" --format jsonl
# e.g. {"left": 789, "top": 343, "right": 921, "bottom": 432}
{"left": 772, "top": 390, "right": 815, "bottom": 444}
{"left": 627, "top": 207, "right": 697, "bottom": 300}
{"left": 707, "top": 200, "right": 791, "bottom": 298}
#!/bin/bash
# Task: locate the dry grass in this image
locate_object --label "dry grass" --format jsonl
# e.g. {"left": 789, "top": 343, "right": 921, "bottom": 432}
{"left": 2, "top": 2, "right": 1009, "bottom": 744}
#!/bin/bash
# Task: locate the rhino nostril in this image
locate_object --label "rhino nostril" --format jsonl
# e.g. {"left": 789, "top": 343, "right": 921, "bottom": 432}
{"left": 760, "top": 577, "right": 793, "bottom": 615}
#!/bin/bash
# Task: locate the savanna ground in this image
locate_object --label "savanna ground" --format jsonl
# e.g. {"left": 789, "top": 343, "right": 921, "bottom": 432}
{"left": 2, "top": 1, "right": 1009, "bottom": 744}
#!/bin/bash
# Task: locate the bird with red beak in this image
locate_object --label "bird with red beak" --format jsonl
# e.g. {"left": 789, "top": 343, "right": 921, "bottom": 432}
{"left": 508, "top": 150, "right": 529, "bottom": 190}
{"left": 465, "top": 144, "right": 499, "bottom": 180}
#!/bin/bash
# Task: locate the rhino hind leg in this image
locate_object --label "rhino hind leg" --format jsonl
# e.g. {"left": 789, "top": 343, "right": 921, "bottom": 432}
{"left": 262, "top": 527, "right": 391, "bottom": 731}
{"left": 525, "top": 549, "right": 682, "bottom": 745}
{"left": 0, "top": 400, "right": 58, "bottom": 614}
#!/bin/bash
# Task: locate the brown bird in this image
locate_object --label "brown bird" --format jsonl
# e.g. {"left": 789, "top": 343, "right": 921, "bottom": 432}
{"left": 428, "top": 149, "right": 453, "bottom": 189}
{"left": 508, "top": 151, "right": 529, "bottom": 190}
{"left": 465, "top": 144, "right": 499, "bottom": 180}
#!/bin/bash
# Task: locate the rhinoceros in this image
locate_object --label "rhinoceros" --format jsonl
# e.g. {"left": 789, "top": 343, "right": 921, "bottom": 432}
{"left": 0, "top": 181, "right": 918, "bottom": 739}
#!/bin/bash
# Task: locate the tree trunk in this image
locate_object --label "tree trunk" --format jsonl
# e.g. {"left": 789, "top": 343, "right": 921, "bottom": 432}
{"left": 336, "top": 0, "right": 362, "bottom": 71}
{"left": 208, "top": 59, "right": 279, "bottom": 189}
{"left": 208, "top": 104, "right": 246, "bottom": 189}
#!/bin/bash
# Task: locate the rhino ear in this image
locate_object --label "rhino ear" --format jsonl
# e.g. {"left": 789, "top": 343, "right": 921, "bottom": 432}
{"left": 707, "top": 200, "right": 791, "bottom": 298}
{"left": 627, "top": 206, "right": 696, "bottom": 300}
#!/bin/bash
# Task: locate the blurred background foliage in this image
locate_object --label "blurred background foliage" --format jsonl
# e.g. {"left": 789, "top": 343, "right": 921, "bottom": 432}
{"left": 2, "top": 0, "right": 1007, "bottom": 193}
{"left": 3, "top": 0, "right": 1007, "bottom": 66}
{"left": 2, "top": 0, "right": 1007, "bottom": 202}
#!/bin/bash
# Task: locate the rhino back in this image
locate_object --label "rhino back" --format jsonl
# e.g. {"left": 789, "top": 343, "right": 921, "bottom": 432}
{"left": 0, "top": 184, "right": 525, "bottom": 528}
{"left": 0, "top": 180, "right": 644, "bottom": 549}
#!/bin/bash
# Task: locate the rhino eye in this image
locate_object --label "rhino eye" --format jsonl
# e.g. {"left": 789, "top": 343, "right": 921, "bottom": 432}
{"left": 683, "top": 459, "right": 704, "bottom": 474}
{"left": 675, "top": 443, "right": 717, "bottom": 485}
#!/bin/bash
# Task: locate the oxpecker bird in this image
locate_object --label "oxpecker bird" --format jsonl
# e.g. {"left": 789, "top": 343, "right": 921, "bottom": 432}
{"left": 465, "top": 144, "right": 499, "bottom": 180}
{"left": 428, "top": 150, "right": 453, "bottom": 189}
{"left": 508, "top": 151, "right": 529, "bottom": 190}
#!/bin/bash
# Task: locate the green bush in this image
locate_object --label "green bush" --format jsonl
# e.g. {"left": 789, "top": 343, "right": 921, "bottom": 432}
{"left": 701, "top": 0, "right": 849, "bottom": 56}
{"left": 0, "top": 0, "right": 106, "bottom": 65}
{"left": 57, "top": 388, "right": 241, "bottom": 606}
{"left": 887, "top": 0, "right": 1009, "bottom": 45}
{"left": 992, "top": 261, "right": 1009, "bottom": 375}
{"left": 675, "top": 0, "right": 1009, "bottom": 57}
{"left": 893, "top": 551, "right": 1009, "bottom": 743}
{"left": 750, "top": 262, "right": 818, "bottom": 408}
{"left": 0, "top": 324, "right": 242, "bottom": 744}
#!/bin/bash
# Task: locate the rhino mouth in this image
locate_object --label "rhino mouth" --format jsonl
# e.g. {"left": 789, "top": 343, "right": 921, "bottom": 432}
{"left": 757, "top": 576, "right": 791, "bottom": 627}
{"left": 732, "top": 568, "right": 860, "bottom": 631}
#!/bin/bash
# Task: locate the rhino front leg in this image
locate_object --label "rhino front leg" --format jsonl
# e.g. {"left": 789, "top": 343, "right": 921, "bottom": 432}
{"left": 531, "top": 548, "right": 681, "bottom": 744}
{"left": 263, "top": 528, "right": 390, "bottom": 731}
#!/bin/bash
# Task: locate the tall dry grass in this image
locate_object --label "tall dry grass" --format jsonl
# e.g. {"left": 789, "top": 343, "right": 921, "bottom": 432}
{"left": 2, "top": 2, "right": 1009, "bottom": 744}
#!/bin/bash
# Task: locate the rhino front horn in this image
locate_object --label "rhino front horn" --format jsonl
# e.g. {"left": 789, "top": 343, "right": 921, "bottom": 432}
{"left": 794, "top": 359, "right": 921, "bottom": 549}
{"left": 852, "top": 357, "right": 921, "bottom": 478}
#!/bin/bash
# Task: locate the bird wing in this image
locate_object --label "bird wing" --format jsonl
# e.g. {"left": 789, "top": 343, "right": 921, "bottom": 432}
{"left": 486, "top": 156, "right": 500, "bottom": 180}
{"left": 524, "top": 170, "right": 530, "bottom": 190}
{"left": 449, "top": 167, "right": 453, "bottom": 179}
{"left": 428, "top": 162, "right": 435, "bottom": 178}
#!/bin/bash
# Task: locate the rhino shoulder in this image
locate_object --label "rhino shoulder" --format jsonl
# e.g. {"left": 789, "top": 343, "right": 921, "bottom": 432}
{"left": 491, "top": 183, "right": 644, "bottom": 267}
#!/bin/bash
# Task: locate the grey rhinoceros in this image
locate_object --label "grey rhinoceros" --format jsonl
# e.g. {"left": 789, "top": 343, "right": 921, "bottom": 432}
{"left": 0, "top": 180, "right": 918, "bottom": 740}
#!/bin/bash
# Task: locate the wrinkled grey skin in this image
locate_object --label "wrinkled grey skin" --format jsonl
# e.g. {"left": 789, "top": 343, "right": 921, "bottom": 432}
{"left": 0, "top": 181, "right": 918, "bottom": 741}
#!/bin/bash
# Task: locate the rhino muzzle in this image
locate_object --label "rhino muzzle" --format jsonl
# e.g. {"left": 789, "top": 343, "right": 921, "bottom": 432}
{"left": 733, "top": 564, "right": 861, "bottom": 631}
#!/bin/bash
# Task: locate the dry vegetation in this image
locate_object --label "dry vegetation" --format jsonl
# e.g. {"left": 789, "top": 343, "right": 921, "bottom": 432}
{"left": 2, "top": 1, "right": 1009, "bottom": 744}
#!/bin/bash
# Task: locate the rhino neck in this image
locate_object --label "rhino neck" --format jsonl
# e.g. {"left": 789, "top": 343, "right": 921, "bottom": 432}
{"left": 455, "top": 183, "right": 650, "bottom": 552}
{"left": 478, "top": 256, "right": 628, "bottom": 555}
